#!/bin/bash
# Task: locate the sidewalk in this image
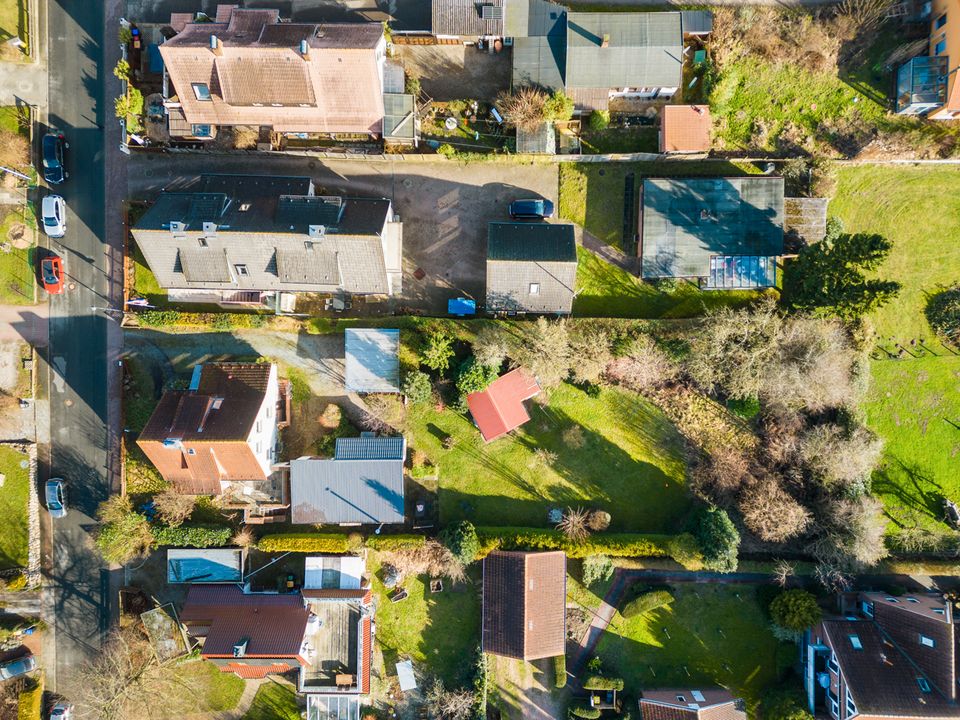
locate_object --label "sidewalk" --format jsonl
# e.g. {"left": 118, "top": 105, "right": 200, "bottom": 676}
{"left": 0, "top": 303, "right": 48, "bottom": 346}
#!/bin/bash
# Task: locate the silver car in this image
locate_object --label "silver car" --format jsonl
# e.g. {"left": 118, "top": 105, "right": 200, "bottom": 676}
{"left": 41, "top": 195, "right": 66, "bottom": 238}
{"left": 0, "top": 654, "right": 36, "bottom": 680}
{"left": 45, "top": 478, "right": 66, "bottom": 519}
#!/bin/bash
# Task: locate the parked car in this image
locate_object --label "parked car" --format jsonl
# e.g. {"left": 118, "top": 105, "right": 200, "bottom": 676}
{"left": 42, "top": 132, "right": 68, "bottom": 185}
{"left": 41, "top": 195, "right": 66, "bottom": 238}
{"left": 40, "top": 254, "right": 64, "bottom": 294}
{"left": 0, "top": 654, "right": 36, "bottom": 680}
{"left": 508, "top": 198, "right": 554, "bottom": 220}
{"left": 45, "top": 478, "right": 67, "bottom": 519}
{"left": 50, "top": 704, "right": 73, "bottom": 719}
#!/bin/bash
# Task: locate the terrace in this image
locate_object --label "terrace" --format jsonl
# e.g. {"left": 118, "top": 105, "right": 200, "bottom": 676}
{"left": 300, "top": 600, "right": 362, "bottom": 691}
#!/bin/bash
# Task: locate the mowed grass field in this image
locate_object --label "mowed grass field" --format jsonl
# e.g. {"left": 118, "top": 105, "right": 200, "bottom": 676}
{"left": 407, "top": 381, "right": 690, "bottom": 532}
{"left": 831, "top": 166, "right": 960, "bottom": 531}
{"left": 595, "top": 584, "right": 790, "bottom": 712}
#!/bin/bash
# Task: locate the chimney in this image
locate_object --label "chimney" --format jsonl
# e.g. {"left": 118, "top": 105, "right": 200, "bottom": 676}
{"left": 299, "top": 39, "right": 309, "bottom": 59}
{"left": 601, "top": 33, "right": 610, "bottom": 48}
{"left": 210, "top": 34, "right": 222, "bottom": 55}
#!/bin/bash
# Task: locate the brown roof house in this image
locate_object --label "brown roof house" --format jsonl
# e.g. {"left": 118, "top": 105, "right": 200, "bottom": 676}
{"left": 138, "top": 362, "right": 287, "bottom": 513}
{"left": 638, "top": 689, "right": 746, "bottom": 720}
{"left": 131, "top": 174, "right": 403, "bottom": 307}
{"left": 482, "top": 550, "right": 566, "bottom": 661}
{"left": 181, "top": 554, "right": 374, "bottom": 717}
{"left": 803, "top": 591, "right": 960, "bottom": 720}
{"left": 159, "top": 6, "right": 387, "bottom": 141}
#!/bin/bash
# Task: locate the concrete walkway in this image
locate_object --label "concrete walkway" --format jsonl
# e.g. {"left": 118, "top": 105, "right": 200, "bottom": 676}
{"left": 0, "top": 61, "right": 47, "bottom": 108}
{"left": 0, "top": 304, "right": 48, "bottom": 346}
{"left": 575, "top": 225, "right": 640, "bottom": 275}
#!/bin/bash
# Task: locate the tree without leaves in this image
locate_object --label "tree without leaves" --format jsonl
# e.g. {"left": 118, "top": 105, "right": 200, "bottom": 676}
{"left": 603, "top": 335, "right": 678, "bottom": 392}
{"left": 380, "top": 539, "right": 467, "bottom": 583}
{"left": 771, "top": 558, "right": 795, "bottom": 588}
{"left": 231, "top": 526, "right": 256, "bottom": 548}
{"left": 569, "top": 325, "right": 615, "bottom": 385}
{"left": 738, "top": 476, "right": 812, "bottom": 544}
{"left": 152, "top": 489, "right": 195, "bottom": 527}
{"left": 495, "top": 87, "right": 549, "bottom": 132}
{"left": 514, "top": 317, "right": 572, "bottom": 388}
{"left": 809, "top": 495, "right": 888, "bottom": 570}
{"left": 799, "top": 423, "right": 883, "bottom": 493}
{"left": 424, "top": 679, "right": 476, "bottom": 720}
{"left": 471, "top": 324, "right": 511, "bottom": 370}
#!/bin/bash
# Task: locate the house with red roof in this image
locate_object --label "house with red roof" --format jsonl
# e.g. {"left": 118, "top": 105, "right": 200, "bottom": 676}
{"left": 466, "top": 368, "right": 542, "bottom": 442}
{"left": 180, "top": 555, "right": 373, "bottom": 719}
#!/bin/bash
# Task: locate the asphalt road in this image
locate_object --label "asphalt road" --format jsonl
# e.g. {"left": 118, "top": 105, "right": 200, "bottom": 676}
{"left": 45, "top": 0, "right": 124, "bottom": 694}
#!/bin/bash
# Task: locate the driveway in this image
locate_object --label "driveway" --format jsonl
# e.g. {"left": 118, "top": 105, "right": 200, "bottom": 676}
{"left": 126, "top": 153, "right": 559, "bottom": 313}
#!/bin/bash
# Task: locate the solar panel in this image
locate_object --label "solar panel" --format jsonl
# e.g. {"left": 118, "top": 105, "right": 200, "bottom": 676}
{"left": 482, "top": 4, "right": 504, "bottom": 20}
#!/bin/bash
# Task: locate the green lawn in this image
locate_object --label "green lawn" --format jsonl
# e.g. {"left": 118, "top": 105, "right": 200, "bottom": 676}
{"left": 242, "top": 680, "right": 300, "bottom": 720}
{"left": 574, "top": 247, "right": 772, "bottom": 319}
{"left": 370, "top": 555, "right": 481, "bottom": 687}
{"left": 0, "top": 2, "right": 28, "bottom": 60}
{"left": 595, "top": 584, "right": 790, "bottom": 711}
{"left": 0, "top": 207, "right": 36, "bottom": 306}
{"left": 165, "top": 660, "right": 244, "bottom": 715}
{"left": 830, "top": 166, "right": 960, "bottom": 533}
{"left": 580, "top": 127, "right": 658, "bottom": 154}
{"left": 566, "top": 561, "right": 615, "bottom": 612}
{"left": 0, "top": 445, "right": 30, "bottom": 569}
{"left": 559, "top": 160, "right": 760, "bottom": 248}
{"left": 131, "top": 244, "right": 169, "bottom": 308}
{"left": 408, "top": 381, "right": 690, "bottom": 532}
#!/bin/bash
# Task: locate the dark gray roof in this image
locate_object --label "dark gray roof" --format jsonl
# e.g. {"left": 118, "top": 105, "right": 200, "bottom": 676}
{"left": 179, "top": 246, "right": 233, "bottom": 283}
{"left": 345, "top": 328, "right": 401, "bottom": 393}
{"left": 289, "top": 438, "right": 407, "bottom": 525}
{"left": 336, "top": 436, "right": 406, "bottom": 461}
{"left": 565, "top": 12, "right": 682, "bottom": 89}
{"left": 488, "top": 223, "right": 576, "bottom": 261}
{"left": 276, "top": 247, "right": 340, "bottom": 285}
{"left": 640, "top": 177, "right": 784, "bottom": 279}
{"left": 681, "top": 10, "right": 713, "bottom": 34}
{"left": 487, "top": 223, "right": 577, "bottom": 313}
{"left": 432, "top": 0, "right": 504, "bottom": 36}
{"left": 513, "top": 36, "right": 565, "bottom": 90}
{"left": 504, "top": 0, "right": 566, "bottom": 37}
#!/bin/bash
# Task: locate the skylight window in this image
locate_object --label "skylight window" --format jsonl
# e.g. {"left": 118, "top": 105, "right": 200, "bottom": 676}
{"left": 907, "top": 597, "right": 920, "bottom": 603}
{"left": 920, "top": 634, "right": 936, "bottom": 648}
{"left": 918, "top": 678, "right": 932, "bottom": 693}
{"left": 191, "top": 83, "right": 211, "bottom": 101}
{"left": 848, "top": 634, "right": 863, "bottom": 650}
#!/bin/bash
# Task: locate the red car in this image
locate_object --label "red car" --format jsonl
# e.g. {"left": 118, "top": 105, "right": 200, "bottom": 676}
{"left": 41, "top": 255, "right": 64, "bottom": 294}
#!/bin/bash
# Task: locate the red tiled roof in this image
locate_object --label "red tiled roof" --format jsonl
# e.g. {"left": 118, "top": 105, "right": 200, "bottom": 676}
{"left": 660, "top": 105, "right": 712, "bottom": 153}
{"left": 181, "top": 585, "right": 309, "bottom": 658}
{"left": 221, "top": 662, "right": 297, "bottom": 679}
{"left": 467, "top": 368, "right": 541, "bottom": 442}
{"left": 361, "top": 616, "right": 372, "bottom": 694}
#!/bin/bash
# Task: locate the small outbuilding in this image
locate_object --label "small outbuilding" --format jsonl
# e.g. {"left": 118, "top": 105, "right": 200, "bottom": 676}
{"left": 345, "top": 328, "right": 400, "bottom": 393}
{"left": 467, "top": 368, "right": 542, "bottom": 442}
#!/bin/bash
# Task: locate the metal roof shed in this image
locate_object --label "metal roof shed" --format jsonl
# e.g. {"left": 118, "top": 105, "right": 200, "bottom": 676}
{"left": 167, "top": 548, "right": 244, "bottom": 584}
{"left": 345, "top": 328, "right": 400, "bottom": 393}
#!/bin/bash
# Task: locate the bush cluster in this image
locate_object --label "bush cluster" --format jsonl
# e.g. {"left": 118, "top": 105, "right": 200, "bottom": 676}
{"left": 364, "top": 534, "right": 427, "bottom": 552}
{"left": 554, "top": 654, "right": 567, "bottom": 689}
{"left": 582, "top": 676, "right": 625, "bottom": 691}
{"left": 256, "top": 533, "right": 351, "bottom": 553}
{"left": 153, "top": 524, "right": 232, "bottom": 548}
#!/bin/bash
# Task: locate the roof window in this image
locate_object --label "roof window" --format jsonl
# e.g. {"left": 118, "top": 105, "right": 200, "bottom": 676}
{"left": 885, "top": 597, "right": 899, "bottom": 603}
{"left": 918, "top": 678, "right": 932, "bottom": 693}
{"left": 676, "top": 696, "right": 686, "bottom": 703}
{"left": 848, "top": 634, "right": 863, "bottom": 650}
{"left": 191, "top": 83, "right": 211, "bottom": 101}
{"left": 529, "top": 283, "right": 540, "bottom": 295}
{"left": 907, "top": 597, "right": 920, "bottom": 603}
{"left": 920, "top": 634, "right": 936, "bottom": 648}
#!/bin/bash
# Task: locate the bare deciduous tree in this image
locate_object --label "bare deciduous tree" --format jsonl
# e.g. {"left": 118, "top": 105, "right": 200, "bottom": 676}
{"left": 569, "top": 325, "right": 614, "bottom": 385}
{"left": 799, "top": 423, "right": 883, "bottom": 492}
{"left": 689, "top": 445, "right": 752, "bottom": 501}
{"left": 495, "top": 87, "right": 549, "bottom": 132}
{"left": 231, "top": 526, "right": 256, "bottom": 548}
{"left": 513, "top": 317, "right": 572, "bottom": 388}
{"left": 152, "top": 489, "right": 196, "bottom": 527}
{"left": 809, "top": 495, "right": 888, "bottom": 570}
{"left": 738, "top": 477, "right": 812, "bottom": 543}
{"left": 381, "top": 539, "right": 467, "bottom": 583}
{"left": 603, "top": 335, "right": 678, "bottom": 392}
{"left": 472, "top": 324, "right": 512, "bottom": 370}
{"left": 772, "top": 558, "right": 796, "bottom": 587}
{"left": 557, "top": 507, "right": 591, "bottom": 541}
{"left": 424, "top": 679, "right": 476, "bottom": 720}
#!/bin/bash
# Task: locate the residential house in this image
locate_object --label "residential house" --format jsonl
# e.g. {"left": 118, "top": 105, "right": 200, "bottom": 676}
{"left": 660, "top": 105, "right": 712, "bottom": 154}
{"left": 131, "top": 174, "right": 403, "bottom": 307}
{"left": 896, "top": 1, "right": 957, "bottom": 117}
{"left": 466, "top": 368, "right": 541, "bottom": 442}
{"left": 803, "top": 591, "right": 960, "bottom": 720}
{"left": 180, "top": 554, "right": 374, "bottom": 720}
{"left": 159, "top": 6, "right": 387, "bottom": 140}
{"left": 639, "top": 176, "right": 784, "bottom": 289}
{"left": 481, "top": 550, "right": 566, "bottom": 661}
{"left": 138, "top": 363, "right": 288, "bottom": 514}
{"left": 486, "top": 222, "right": 577, "bottom": 314}
{"left": 345, "top": 328, "right": 401, "bottom": 393}
{"left": 289, "top": 436, "right": 406, "bottom": 526}
{"left": 638, "top": 689, "right": 747, "bottom": 720}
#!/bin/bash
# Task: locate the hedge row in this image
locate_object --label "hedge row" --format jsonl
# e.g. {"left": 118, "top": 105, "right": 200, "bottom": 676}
{"left": 622, "top": 590, "right": 674, "bottom": 619}
{"left": 137, "top": 310, "right": 267, "bottom": 329}
{"left": 582, "top": 676, "right": 624, "bottom": 691}
{"left": 554, "top": 654, "right": 567, "bottom": 689}
{"left": 256, "top": 533, "right": 352, "bottom": 554}
{"left": 153, "top": 524, "right": 232, "bottom": 548}
{"left": 475, "top": 527, "right": 700, "bottom": 562}
{"left": 569, "top": 703, "right": 601, "bottom": 719}
{"left": 364, "top": 534, "right": 427, "bottom": 551}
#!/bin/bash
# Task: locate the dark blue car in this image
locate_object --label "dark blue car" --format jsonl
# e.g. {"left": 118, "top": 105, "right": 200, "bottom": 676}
{"left": 509, "top": 198, "right": 554, "bottom": 220}
{"left": 42, "top": 132, "right": 68, "bottom": 185}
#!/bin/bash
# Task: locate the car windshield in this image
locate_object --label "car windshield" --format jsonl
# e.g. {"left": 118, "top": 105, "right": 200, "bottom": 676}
{"left": 47, "top": 499, "right": 62, "bottom": 510}
{"left": 43, "top": 216, "right": 58, "bottom": 227}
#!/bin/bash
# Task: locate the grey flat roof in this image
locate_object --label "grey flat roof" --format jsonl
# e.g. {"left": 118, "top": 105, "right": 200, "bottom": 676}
{"left": 512, "top": 36, "right": 565, "bottom": 90}
{"left": 641, "top": 177, "right": 784, "bottom": 279}
{"left": 167, "top": 548, "right": 244, "bottom": 583}
{"left": 345, "top": 328, "right": 400, "bottom": 393}
{"left": 290, "top": 453, "right": 406, "bottom": 525}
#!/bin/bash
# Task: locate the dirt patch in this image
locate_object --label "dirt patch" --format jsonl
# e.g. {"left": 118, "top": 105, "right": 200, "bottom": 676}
{"left": 396, "top": 45, "right": 511, "bottom": 102}
{"left": 5, "top": 223, "right": 28, "bottom": 249}
{"left": 491, "top": 655, "right": 565, "bottom": 720}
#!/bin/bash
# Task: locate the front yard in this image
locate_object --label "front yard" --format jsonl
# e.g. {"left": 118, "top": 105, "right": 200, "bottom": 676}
{"left": 407, "top": 381, "right": 690, "bottom": 532}
{"left": 0, "top": 444, "right": 30, "bottom": 570}
{"left": 595, "top": 583, "right": 790, "bottom": 711}
{"left": 0, "top": 0, "right": 28, "bottom": 60}
{"left": 0, "top": 204, "right": 36, "bottom": 306}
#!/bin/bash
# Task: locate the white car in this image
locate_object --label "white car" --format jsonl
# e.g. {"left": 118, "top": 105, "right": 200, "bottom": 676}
{"left": 41, "top": 195, "right": 66, "bottom": 238}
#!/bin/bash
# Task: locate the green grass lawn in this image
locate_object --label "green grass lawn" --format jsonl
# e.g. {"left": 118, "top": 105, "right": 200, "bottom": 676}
{"left": 830, "top": 165, "right": 960, "bottom": 533}
{"left": 595, "top": 584, "right": 790, "bottom": 711}
{"left": 0, "top": 2, "right": 28, "bottom": 60}
{"left": 566, "top": 561, "right": 615, "bottom": 611}
{"left": 242, "top": 680, "right": 300, "bottom": 720}
{"left": 408, "top": 381, "right": 690, "bottom": 532}
{"left": 559, "top": 160, "right": 760, "bottom": 248}
{"left": 580, "top": 127, "right": 658, "bottom": 154}
{"left": 370, "top": 555, "right": 481, "bottom": 687}
{"left": 0, "top": 445, "right": 30, "bottom": 569}
{"left": 0, "top": 207, "right": 36, "bottom": 305}
{"left": 131, "top": 244, "right": 169, "bottom": 308}
{"left": 574, "top": 247, "right": 772, "bottom": 319}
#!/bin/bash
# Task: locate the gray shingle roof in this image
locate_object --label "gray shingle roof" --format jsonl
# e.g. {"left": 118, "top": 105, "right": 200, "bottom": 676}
{"left": 486, "top": 223, "right": 577, "bottom": 314}
{"left": 276, "top": 247, "right": 340, "bottom": 285}
{"left": 640, "top": 177, "right": 784, "bottom": 280}
{"left": 564, "top": 12, "right": 682, "bottom": 89}
{"left": 289, "top": 437, "right": 407, "bottom": 525}
{"left": 432, "top": 0, "right": 505, "bottom": 36}
{"left": 345, "top": 328, "right": 401, "bottom": 393}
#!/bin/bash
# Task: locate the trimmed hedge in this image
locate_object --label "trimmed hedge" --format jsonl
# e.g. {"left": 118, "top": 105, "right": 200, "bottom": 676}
{"left": 153, "top": 524, "right": 232, "bottom": 548}
{"left": 476, "top": 527, "right": 700, "bottom": 562}
{"left": 622, "top": 590, "right": 674, "bottom": 619}
{"left": 569, "top": 703, "right": 601, "bottom": 719}
{"left": 364, "top": 534, "right": 427, "bottom": 551}
{"left": 17, "top": 677, "right": 41, "bottom": 720}
{"left": 137, "top": 310, "right": 267, "bottom": 329}
{"left": 257, "top": 533, "right": 351, "bottom": 554}
{"left": 554, "top": 654, "right": 567, "bottom": 689}
{"left": 582, "top": 675, "right": 624, "bottom": 691}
